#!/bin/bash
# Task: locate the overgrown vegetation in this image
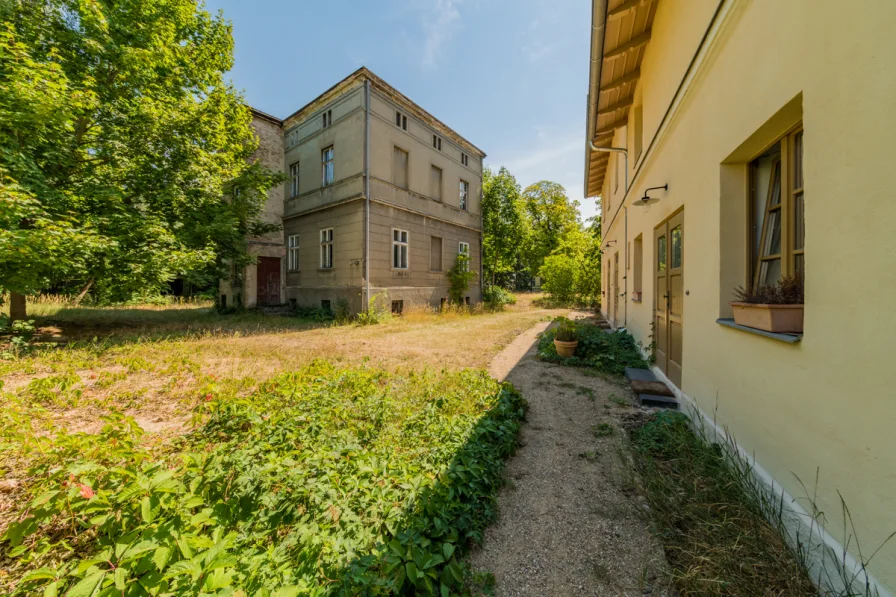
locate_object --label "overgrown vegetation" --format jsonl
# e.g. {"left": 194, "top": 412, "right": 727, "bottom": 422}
{"left": 538, "top": 318, "right": 647, "bottom": 375}
{"left": 447, "top": 254, "right": 476, "bottom": 305}
{"left": 1, "top": 362, "right": 526, "bottom": 596}
{"left": 482, "top": 286, "right": 516, "bottom": 311}
{"left": 629, "top": 411, "right": 893, "bottom": 597}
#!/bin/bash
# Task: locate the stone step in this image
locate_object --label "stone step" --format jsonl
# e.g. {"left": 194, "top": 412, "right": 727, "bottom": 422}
{"left": 630, "top": 380, "right": 675, "bottom": 397}
{"left": 639, "top": 394, "right": 679, "bottom": 409}
{"left": 625, "top": 367, "right": 658, "bottom": 382}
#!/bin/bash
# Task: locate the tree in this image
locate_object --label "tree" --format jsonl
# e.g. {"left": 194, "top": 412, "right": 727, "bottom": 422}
{"left": 538, "top": 216, "right": 602, "bottom": 306}
{"left": 481, "top": 167, "right": 527, "bottom": 286}
{"left": 522, "top": 181, "right": 581, "bottom": 276}
{"left": 0, "top": 0, "right": 280, "bottom": 318}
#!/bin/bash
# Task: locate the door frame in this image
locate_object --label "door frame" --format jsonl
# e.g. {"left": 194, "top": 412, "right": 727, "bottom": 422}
{"left": 653, "top": 207, "right": 684, "bottom": 387}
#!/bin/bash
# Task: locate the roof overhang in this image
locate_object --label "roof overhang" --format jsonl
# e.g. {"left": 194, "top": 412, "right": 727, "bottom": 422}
{"left": 584, "top": 0, "right": 658, "bottom": 198}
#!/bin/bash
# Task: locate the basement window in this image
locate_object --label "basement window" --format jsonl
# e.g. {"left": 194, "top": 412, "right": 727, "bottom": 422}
{"left": 391, "top": 300, "right": 404, "bottom": 315}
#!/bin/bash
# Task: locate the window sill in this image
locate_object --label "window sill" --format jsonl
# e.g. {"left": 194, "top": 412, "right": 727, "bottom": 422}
{"left": 317, "top": 268, "right": 334, "bottom": 272}
{"left": 716, "top": 318, "right": 802, "bottom": 344}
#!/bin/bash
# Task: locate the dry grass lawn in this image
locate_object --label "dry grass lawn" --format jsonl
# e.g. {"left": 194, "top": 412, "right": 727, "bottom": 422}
{"left": 1, "top": 294, "right": 567, "bottom": 444}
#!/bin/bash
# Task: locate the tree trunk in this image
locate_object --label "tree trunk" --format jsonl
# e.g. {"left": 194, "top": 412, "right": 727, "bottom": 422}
{"left": 73, "top": 277, "right": 95, "bottom": 306}
{"left": 9, "top": 292, "right": 26, "bottom": 322}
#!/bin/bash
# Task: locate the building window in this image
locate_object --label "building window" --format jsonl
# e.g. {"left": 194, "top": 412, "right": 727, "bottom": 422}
{"left": 392, "top": 229, "right": 409, "bottom": 269}
{"left": 461, "top": 153, "right": 469, "bottom": 167}
{"left": 321, "top": 146, "right": 334, "bottom": 187}
{"left": 319, "top": 228, "right": 334, "bottom": 269}
{"left": 322, "top": 109, "right": 332, "bottom": 128}
{"left": 431, "top": 165, "right": 442, "bottom": 201}
{"left": 459, "top": 180, "right": 469, "bottom": 211}
{"left": 287, "top": 234, "right": 300, "bottom": 271}
{"left": 393, "top": 146, "right": 409, "bottom": 189}
{"left": 289, "top": 162, "right": 300, "bottom": 198}
{"left": 433, "top": 135, "right": 442, "bottom": 151}
{"left": 751, "top": 126, "right": 804, "bottom": 286}
{"left": 321, "top": 299, "right": 331, "bottom": 312}
{"left": 395, "top": 111, "right": 407, "bottom": 131}
{"left": 391, "top": 300, "right": 404, "bottom": 315}
{"left": 459, "top": 241, "right": 470, "bottom": 271}
{"left": 430, "top": 236, "right": 442, "bottom": 271}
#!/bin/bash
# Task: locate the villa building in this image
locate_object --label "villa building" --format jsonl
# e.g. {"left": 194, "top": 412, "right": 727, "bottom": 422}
{"left": 221, "top": 68, "right": 485, "bottom": 312}
{"left": 586, "top": 0, "right": 895, "bottom": 592}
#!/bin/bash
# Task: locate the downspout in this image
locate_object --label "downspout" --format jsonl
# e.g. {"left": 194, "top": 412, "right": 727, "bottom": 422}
{"left": 364, "top": 79, "right": 371, "bottom": 309}
{"left": 589, "top": 142, "right": 628, "bottom": 326}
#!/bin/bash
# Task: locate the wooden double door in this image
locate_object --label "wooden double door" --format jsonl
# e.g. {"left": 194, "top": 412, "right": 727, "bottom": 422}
{"left": 654, "top": 210, "right": 684, "bottom": 388}
{"left": 256, "top": 256, "right": 281, "bottom": 306}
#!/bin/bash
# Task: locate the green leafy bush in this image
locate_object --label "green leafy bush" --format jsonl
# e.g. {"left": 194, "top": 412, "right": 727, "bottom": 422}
{"left": 1, "top": 362, "right": 525, "bottom": 596}
{"left": 446, "top": 254, "right": 476, "bottom": 305}
{"left": 482, "top": 286, "right": 516, "bottom": 311}
{"left": 538, "top": 318, "right": 647, "bottom": 375}
{"left": 538, "top": 254, "right": 578, "bottom": 304}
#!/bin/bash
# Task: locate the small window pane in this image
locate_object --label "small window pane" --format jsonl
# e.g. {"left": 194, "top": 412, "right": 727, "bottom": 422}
{"left": 657, "top": 235, "right": 666, "bottom": 272}
{"left": 793, "top": 132, "right": 804, "bottom": 189}
{"left": 763, "top": 209, "right": 782, "bottom": 256}
{"left": 794, "top": 254, "right": 804, "bottom": 277}
{"left": 671, "top": 226, "right": 682, "bottom": 269}
{"left": 759, "top": 258, "right": 782, "bottom": 286}
{"left": 794, "top": 192, "right": 805, "bottom": 251}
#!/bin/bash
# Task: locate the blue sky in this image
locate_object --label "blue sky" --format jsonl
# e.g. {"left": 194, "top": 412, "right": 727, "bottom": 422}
{"left": 205, "top": 0, "right": 598, "bottom": 222}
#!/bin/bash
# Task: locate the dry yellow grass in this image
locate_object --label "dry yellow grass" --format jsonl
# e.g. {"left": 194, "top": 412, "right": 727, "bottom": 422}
{"left": 1, "top": 294, "right": 569, "bottom": 439}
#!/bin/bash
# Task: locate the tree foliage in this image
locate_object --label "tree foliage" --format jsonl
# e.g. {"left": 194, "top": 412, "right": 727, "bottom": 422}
{"left": 522, "top": 181, "right": 581, "bottom": 276}
{"left": 0, "top": 0, "right": 280, "bottom": 308}
{"left": 481, "top": 167, "right": 527, "bottom": 285}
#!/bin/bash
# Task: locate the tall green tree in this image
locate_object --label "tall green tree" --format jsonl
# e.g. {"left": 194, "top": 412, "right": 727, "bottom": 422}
{"left": 522, "top": 181, "right": 581, "bottom": 276}
{"left": 481, "top": 167, "right": 527, "bottom": 286}
{"left": 0, "top": 0, "right": 280, "bottom": 318}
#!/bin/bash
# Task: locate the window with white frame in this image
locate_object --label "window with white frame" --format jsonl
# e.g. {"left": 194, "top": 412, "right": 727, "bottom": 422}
{"left": 289, "top": 162, "right": 300, "bottom": 198}
{"left": 395, "top": 111, "right": 407, "bottom": 131}
{"left": 461, "top": 153, "right": 469, "bottom": 167}
{"left": 287, "top": 235, "right": 300, "bottom": 271}
{"left": 458, "top": 241, "right": 470, "bottom": 271}
{"left": 319, "top": 228, "right": 334, "bottom": 269}
{"left": 322, "top": 109, "right": 332, "bottom": 128}
{"left": 321, "top": 146, "right": 334, "bottom": 187}
{"left": 459, "top": 180, "right": 469, "bottom": 211}
{"left": 433, "top": 135, "right": 442, "bottom": 151}
{"left": 392, "top": 229, "right": 409, "bottom": 269}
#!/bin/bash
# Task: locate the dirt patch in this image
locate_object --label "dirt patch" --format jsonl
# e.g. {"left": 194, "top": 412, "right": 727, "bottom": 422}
{"left": 468, "top": 319, "right": 668, "bottom": 596}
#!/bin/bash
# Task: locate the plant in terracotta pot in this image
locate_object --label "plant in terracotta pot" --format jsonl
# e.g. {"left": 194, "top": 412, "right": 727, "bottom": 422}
{"left": 730, "top": 275, "right": 804, "bottom": 333}
{"left": 553, "top": 318, "right": 579, "bottom": 357}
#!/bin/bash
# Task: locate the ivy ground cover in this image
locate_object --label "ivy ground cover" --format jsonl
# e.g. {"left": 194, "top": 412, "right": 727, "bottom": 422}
{"left": 1, "top": 362, "right": 526, "bottom": 596}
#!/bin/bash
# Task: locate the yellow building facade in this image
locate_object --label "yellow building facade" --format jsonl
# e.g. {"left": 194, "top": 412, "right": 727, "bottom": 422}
{"left": 585, "top": 0, "right": 896, "bottom": 592}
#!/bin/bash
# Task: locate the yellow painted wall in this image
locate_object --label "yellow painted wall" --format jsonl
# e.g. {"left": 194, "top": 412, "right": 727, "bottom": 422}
{"left": 599, "top": 0, "right": 896, "bottom": 589}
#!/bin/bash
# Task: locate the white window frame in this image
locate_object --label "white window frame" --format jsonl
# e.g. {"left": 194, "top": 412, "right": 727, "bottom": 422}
{"left": 459, "top": 179, "right": 469, "bottom": 211}
{"left": 433, "top": 135, "right": 442, "bottom": 151}
{"left": 392, "top": 228, "right": 409, "bottom": 270}
{"left": 322, "top": 109, "right": 332, "bottom": 128}
{"left": 319, "top": 228, "right": 334, "bottom": 269}
{"left": 322, "top": 146, "right": 334, "bottom": 187}
{"left": 458, "top": 242, "right": 470, "bottom": 272}
{"left": 289, "top": 162, "right": 300, "bottom": 198}
{"left": 287, "top": 234, "right": 300, "bottom": 271}
{"left": 395, "top": 111, "right": 407, "bottom": 131}
{"left": 461, "top": 153, "right": 469, "bottom": 167}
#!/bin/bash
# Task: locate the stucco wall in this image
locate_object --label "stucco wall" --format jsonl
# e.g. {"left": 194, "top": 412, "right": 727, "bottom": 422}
{"left": 598, "top": 0, "right": 896, "bottom": 589}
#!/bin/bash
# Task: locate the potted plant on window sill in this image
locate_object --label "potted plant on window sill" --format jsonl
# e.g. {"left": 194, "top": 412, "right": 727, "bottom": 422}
{"left": 553, "top": 318, "right": 578, "bottom": 358}
{"left": 730, "top": 275, "right": 804, "bottom": 334}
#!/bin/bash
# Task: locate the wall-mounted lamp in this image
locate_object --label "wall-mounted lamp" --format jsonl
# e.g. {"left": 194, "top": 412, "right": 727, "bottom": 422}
{"left": 633, "top": 184, "right": 668, "bottom": 207}
{"left": 604, "top": 240, "right": 617, "bottom": 249}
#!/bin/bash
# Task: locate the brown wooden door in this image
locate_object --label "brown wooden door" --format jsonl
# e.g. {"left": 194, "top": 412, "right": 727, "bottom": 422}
{"left": 256, "top": 257, "right": 281, "bottom": 306}
{"left": 613, "top": 252, "right": 619, "bottom": 325}
{"left": 654, "top": 210, "right": 684, "bottom": 387}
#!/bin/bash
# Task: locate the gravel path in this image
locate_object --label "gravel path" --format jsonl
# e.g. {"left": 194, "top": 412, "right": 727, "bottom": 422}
{"left": 470, "top": 316, "right": 668, "bottom": 596}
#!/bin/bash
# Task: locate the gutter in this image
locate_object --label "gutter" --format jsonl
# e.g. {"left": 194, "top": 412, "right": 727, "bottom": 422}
{"left": 365, "top": 79, "right": 371, "bottom": 309}
{"left": 584, "top": 0, "right": 609, "bottom": 194}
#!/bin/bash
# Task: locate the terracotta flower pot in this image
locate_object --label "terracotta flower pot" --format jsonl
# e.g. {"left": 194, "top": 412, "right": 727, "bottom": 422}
{"left": 554, "top": 339, "right": 578, "bottom": 358}
{"left": 730, "top": 302, "right": 804, "bottom": 334}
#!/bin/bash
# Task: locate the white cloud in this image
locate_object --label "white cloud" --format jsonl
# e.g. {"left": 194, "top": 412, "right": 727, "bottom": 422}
{"left": 488, "top": 127, "right": 601, "bottom": 223}
{"left": 421, "top": 0, "right": 463, "bottom": 71}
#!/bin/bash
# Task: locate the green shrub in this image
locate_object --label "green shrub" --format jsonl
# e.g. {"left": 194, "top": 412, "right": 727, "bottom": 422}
{"left": 538, "top": 317, "right": 647, "bottom": 375}
{"left": 538, "top": 254, "right": 578, "bottom": 304}
{"left": 2, "top": 362, "right": 525, "bottom": 596}
{"left": 356, "top": 292, "right": 391, "bottom": 326}
{"left": 482, "top": 285, "right": 516, "bottom": 310}
{"left": 446, "top": 254, "right": 476, "bottom": 305}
